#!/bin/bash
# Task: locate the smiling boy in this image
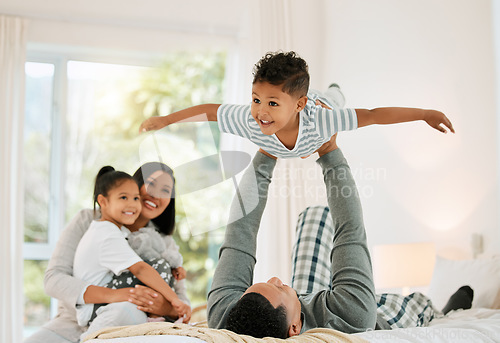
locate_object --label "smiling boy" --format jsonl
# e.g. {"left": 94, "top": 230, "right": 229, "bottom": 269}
{"left": 140, "top": 51, "right": 454, "bottom": 159}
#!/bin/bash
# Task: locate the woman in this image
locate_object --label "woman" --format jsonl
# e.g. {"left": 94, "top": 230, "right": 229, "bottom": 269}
{"left": 24, "top": 162, "right": 189, "bottom": 343}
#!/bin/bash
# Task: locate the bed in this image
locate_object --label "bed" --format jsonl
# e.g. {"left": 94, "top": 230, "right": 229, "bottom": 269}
{"left": 86, "top": 255, "right": 500, "bottom": 343}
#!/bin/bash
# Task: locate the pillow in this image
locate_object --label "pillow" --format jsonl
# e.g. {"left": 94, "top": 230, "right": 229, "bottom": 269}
{"left": 427, "top": 255, "right": 500, "bottom": 310}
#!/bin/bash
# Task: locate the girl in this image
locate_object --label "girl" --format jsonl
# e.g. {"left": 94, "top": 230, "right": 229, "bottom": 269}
{"left": 73, "top": 166, "right": 190, "bottom": 340}
{"left": 95, "top": 162, "right": 189, "bottom": 320}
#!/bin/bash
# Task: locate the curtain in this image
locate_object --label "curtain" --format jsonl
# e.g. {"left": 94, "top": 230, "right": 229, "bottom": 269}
{"left": 0, "top": 15, "right": 28, "bottom": 343}
{"left": 221, "top": 0, "right": 325, "bottom": 284}
{"left": 251, "top": 0, "right": 296, "bottom": 285}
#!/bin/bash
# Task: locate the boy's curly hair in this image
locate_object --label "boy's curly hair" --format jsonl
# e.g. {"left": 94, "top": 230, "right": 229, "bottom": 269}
{"left": 252, "top": 51, "right": 309, "bottom": 98}
{"left": 226, "top": 292, "right": 289, "bottom": 339}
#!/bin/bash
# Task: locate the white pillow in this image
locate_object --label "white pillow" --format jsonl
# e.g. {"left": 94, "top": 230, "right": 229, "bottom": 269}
{"left": 427, "top": 255, "right": 500, "bottom": 310}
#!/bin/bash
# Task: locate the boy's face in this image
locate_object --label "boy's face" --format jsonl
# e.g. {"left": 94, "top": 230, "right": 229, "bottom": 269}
{"left": 251, "top": 81, "right": 307, "bottom": 136}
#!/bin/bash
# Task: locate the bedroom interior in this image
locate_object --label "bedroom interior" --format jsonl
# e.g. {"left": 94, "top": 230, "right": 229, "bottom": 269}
{"left": 2, "top": 0, "right": 500, "bottom": 342}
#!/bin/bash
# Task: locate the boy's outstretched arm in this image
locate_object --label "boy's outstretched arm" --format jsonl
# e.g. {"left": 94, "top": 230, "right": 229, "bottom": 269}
{"left": 356, "top": 107, "right": 455, "bottom": 133}
{"left": 139, "top": 104, "right": 221, "bottom": 132}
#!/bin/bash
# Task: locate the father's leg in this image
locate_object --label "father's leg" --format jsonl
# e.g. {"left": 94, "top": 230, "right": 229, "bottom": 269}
{"left": 291, "top": 206, "right": 334, "bottom": 294}
{"left": 316, "top": 148, "right": 377, "bottom": 331}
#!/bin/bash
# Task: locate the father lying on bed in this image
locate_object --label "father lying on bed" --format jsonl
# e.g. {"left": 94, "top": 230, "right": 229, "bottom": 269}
{"left": 207, "top": 135, "right": 473, "bottom": 339}
{"left": 207, "top": 135, "right": 378, "bottom": 338}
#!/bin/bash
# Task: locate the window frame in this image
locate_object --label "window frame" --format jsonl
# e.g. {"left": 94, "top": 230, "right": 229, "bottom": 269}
{"left": 23, "top": 54, "right": 66, "bottom": 260}
{"left": 23, "top": 53, "right": 68, "bottom": 322}
{"left": 23, "top": 48, "right": 160, "bottom": 260}
{"left": 22, "top": 50, "right": 171, "bottom": 322}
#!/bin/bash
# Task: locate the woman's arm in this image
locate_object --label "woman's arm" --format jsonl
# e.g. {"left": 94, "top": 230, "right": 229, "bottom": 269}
{"left": 356, "top": 107, "right": 455, "bottom": 133}
{"left": 44, "top": 209, "right": 95, "bottom": 305}
{"left": 139, "top": 104, "right": 221, "bottom": 132}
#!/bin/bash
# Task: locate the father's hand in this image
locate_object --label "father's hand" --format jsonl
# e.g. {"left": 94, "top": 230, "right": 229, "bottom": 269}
{"left": 312, "top": 100, "right": 338, "bottom": 157}
{"left": 316, "top": 134, "right": 338, "bottom": 157}
{"left": 258, "top": 148, "right": 277, "bottom": 160}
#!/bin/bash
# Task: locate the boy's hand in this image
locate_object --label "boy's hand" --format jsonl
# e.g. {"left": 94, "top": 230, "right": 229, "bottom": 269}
{"left": 171, "top": 298, "right": 192, "bottom": 323}
{"left": 424, "top": 110, "right": 455, "bottom": 133}
{"left": 172, "top": 266, "right": 186, "bottom": 281}
{"left": 139, "top": 116, "right": 170, "bottom": 133}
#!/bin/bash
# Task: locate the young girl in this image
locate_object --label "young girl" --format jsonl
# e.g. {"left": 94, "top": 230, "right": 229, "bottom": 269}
{"left": 73, "top": 166, "right": 190, "bottom": 339}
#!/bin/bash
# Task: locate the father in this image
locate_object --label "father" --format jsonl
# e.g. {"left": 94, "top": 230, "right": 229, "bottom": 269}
{"left": 207, "top": 136, "right": 378, "bottom": 338}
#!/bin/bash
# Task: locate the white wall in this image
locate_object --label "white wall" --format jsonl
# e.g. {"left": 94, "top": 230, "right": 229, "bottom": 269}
{"left": 323, "top": 0, "right": 499, "bottom": 258}
{"left": 2, "top": 0, "right": 499, "bottom": 272}
{"left": 0, "top": 0, "right": 244, "bottom": 64}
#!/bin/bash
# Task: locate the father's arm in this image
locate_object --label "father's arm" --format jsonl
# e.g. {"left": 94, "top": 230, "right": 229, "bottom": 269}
{"left": 303, "top": 148, "right": 377, "bottom": 332}
{"left": 207, "top": 151, "right": 277, "bottom": 329}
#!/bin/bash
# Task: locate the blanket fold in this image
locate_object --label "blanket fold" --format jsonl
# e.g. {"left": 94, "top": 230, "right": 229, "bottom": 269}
{"left": 84, "top": 321, "right": 369, "bottom": 343}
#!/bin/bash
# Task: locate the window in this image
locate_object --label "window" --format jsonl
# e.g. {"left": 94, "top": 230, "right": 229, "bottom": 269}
{"left": 23, "top": 51, "right": 228, "bottom": 336}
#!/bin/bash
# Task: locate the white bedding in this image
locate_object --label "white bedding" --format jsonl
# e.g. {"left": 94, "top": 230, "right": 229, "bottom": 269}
{"left": 87, "top": 308, "right": 500, "bottom": 343}
{"left": 355, "top": 308, "right": 500, "bottom": 343}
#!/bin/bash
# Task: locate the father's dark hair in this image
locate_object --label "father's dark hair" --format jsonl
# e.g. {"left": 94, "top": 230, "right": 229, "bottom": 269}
{"left": 252, "top": 51, "right": 309, "bottom": 98}
{"left": 226, "top": 292, "right": 289, "bottom": 339}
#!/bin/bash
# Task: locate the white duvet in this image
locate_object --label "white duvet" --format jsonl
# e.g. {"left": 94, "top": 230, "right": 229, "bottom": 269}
{"left": 355, "top": 308, "right": 500, "bottom": 343}
{"left": 87, "top": 308, "right": 500, "bottom": 343}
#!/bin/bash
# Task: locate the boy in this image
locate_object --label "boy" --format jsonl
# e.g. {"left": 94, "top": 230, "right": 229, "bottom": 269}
{"left": 140, "top": 51, "right": 454, "bottom": 158}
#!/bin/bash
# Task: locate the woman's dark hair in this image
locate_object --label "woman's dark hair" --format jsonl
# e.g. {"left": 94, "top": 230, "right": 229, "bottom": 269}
{"left": 133, "top": 162, "right": 176, "bottom": 235}
{"left": 252, "top": 51, "right": 309, "bottom": 98}
{"left": 93, "top": 166, "right": 135, "bottom": 211}
{"left": 226, "top": 292, "right": 289, "bottom": 339}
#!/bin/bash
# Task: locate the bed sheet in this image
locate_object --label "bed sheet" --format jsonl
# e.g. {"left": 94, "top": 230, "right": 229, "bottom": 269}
{"left": 87, "top": 308, "right": 500, "bottom": 343}
{"left": 355, "top": 308, "right": 500, "bottom": 343}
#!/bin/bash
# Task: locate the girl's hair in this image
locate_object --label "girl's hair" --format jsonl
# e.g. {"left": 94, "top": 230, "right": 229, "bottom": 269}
{"left": 133, "top": 162, "right": 176, "bottom": 236}
{"left": 93, "top": 166, "right": 135, "bottom": 211}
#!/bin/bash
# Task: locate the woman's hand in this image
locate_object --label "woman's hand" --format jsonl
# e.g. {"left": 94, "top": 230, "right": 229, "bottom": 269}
{"left": 172, "top": 266, "right": 186, "bottom": 281}
{"left": 171, "top": 298, "right": 192, "bottom": 323}
{"left": 128, "top": 285, "right": 172, "bottom": 317}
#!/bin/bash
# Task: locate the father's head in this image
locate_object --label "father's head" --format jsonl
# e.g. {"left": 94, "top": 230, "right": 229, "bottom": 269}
{"left": 226, "top": 277, "right": 302, "bottom": 338}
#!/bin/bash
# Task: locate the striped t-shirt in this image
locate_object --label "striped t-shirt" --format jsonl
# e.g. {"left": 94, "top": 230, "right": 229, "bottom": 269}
{"left": 217, "top": 91, "right": 358, "bottom": 158}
